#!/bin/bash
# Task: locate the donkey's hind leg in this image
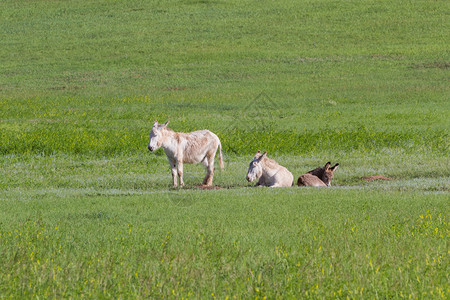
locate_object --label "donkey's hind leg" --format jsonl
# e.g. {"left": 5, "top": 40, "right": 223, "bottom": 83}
{"left": 202, "top": 156, "right": 215, "bottom": 186}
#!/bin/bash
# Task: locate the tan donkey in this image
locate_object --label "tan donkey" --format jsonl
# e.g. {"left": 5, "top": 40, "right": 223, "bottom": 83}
{"left": 246, "top": 151, "right": 294, "bottom": 187}
{"left": 297, "top": 162, "right": 339, "bottom": 187}
{"left": 148, "top": 121, "right": 224, "bottom": 187}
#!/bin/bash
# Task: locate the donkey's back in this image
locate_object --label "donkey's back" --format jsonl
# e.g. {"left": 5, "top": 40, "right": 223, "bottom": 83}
{"left": 178, "top": 130, "right": 223, "bottom": 167}
{"left": 297, "top": 173, "right": 327, "bottom": 187}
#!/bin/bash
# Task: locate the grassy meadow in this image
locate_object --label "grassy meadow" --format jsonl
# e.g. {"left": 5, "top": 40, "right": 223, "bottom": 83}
{"left": 0, "top": 0, "right": 449, "bottom": 298}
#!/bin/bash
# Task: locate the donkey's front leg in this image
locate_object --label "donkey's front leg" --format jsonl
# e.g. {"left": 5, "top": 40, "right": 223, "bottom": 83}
{"left": 177, "top": 162, "right": 184, "bottom": 187}
{"left": 268, "top": 183, "right": 281, "bottom": 188}
{"left": 255, "top": 177, "right": 265, "bottom": 187}
{"left": 170, "top": 160, "right": 178, "bottom": 188}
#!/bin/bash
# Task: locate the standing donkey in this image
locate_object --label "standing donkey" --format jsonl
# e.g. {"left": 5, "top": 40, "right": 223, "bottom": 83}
{"left": 246, "top": 150, "right": 294, "bottom": 187}
{"left": 148, "top": 121, "right": 224, "bottom": 187}
{"left": 297, "top": 162, "right": 339, "bottom": 187}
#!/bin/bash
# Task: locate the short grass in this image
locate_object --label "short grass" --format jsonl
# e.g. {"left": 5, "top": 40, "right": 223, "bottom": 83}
{"left": 0, "top": 0, "right": 449, "bottom": 298}
{"left": 0, "top": 152, "right": 449, "bottom": 194}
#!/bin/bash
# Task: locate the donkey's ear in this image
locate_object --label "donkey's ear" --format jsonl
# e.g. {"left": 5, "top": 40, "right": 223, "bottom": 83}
{"left": 161, "top": 121, "right": 169, "bottom": 128}
{"left": 261, "top": 151, "right": 267, "bottom": 159}
{"left": 324, "top": 162, "right": 331, "bottom": 169}
{"left": 330, "top": 163, "right": 339, "bottom": 171}
{"left": 153, "top": 120, "right": 158, "bottom": 126}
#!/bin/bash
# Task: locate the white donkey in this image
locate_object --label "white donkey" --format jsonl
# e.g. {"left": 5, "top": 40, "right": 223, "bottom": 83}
{"left": 148, "top": 121, "right": 224, "bottom": 187}
{"left": 297, "top": 162, "right": 339, "bottom": 187}
{"left": 246, "top": 151, "right": 293, "bottom": 187}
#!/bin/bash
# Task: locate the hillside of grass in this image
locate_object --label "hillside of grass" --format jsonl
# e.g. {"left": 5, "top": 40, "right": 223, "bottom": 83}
{"left": 0, "top": 0, "right": 448, "bottom": 157}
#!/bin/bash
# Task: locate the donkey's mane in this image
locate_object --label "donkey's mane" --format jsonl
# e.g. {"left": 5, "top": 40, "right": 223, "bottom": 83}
{"left": 162, "top": 127, "right": 175, "bottom": 133}
{"left": 262, "top": 156, "right": 280, "bottom": 169}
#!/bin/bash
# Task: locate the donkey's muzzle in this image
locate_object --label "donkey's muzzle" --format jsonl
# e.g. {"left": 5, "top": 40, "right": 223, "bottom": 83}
{"left": 148, "top": 146, "right": 154, "bottom": 152}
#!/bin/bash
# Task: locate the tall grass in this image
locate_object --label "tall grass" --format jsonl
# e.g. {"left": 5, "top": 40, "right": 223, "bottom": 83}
{"left": 0, "top": 95, "right": 447, "bottom": 156}
{"left": 0, "top": 191, "right": 448, "bottom": 298}
{"left": 1, "top": 118, "right": 447, "bottom": 155}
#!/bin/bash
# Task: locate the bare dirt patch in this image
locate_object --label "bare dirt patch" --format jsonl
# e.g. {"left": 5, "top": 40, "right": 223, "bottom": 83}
{"left": 194, "top": 185, "right": 224, "bottom": 190}
{"left": 411, "top": 61, "right": 449, "bottom": 69}
{"left": 361, "top": 176, "right": 393, "bottom": 181}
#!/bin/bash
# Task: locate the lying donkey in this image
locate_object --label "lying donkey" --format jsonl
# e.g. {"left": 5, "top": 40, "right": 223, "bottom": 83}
{"left": 148, "top": 121, "right": 224, "bottom": 187}
{"left": 246, "top": 151, "right": 293, "bottom": 187}
{"left": 297, "top": 162, "right": 339, "bottom": 187}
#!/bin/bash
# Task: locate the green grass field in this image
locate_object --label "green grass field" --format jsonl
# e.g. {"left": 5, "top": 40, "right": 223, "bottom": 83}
{"left": 0, "top": 0, "right": 449, "bottom": 298}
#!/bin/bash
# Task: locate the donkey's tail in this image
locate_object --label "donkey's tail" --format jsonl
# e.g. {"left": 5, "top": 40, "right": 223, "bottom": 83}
{"left": 218, "top": 141, "right": 224, "bottom": 170}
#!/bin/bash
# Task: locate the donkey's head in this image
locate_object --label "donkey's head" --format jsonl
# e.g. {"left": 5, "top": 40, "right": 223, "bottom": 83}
{"left": 148, "top": 120, "right": 169, "bottom": 152}
{"left": 246, "top": 150, "right": 267, "bottom": 182}
{"left": 321, "top": 163, "right": 339, "bottom": 186}
{"left": 308, "top": 162, "right": 331, "bottom": 178}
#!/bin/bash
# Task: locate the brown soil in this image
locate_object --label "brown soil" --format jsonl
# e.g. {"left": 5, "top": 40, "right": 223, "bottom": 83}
{"left": 361, "top": 176, "right": 393, "bottom": 181}
{"left": 194, "top": 185, "right": 224, "bottom": 190}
